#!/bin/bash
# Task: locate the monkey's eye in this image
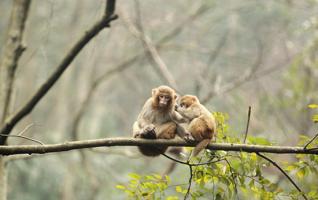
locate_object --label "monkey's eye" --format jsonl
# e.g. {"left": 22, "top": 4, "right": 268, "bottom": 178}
{"left": 159, "top": 95, "right": 164, "bottom": 98}
{"left": 180, "top": 103, "right": 185, "bottom": 107}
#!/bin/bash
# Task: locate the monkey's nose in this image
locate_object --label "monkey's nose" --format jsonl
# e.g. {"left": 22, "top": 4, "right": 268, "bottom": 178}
{"left": 175, "top": 105, "right": 178, "bottom": 110}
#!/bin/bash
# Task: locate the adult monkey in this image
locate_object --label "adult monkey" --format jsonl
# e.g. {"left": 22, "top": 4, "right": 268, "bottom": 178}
{"left": 132, "top": 85, "right": 186, "bottom": 156}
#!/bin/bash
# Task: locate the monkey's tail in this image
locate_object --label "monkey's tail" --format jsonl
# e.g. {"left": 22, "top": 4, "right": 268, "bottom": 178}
{"left": 192, "top": 139, "right": 211, "bottom": 157}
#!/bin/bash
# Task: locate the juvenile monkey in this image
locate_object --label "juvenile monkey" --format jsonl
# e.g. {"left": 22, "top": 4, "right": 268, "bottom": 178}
{"left": 132, "top": 85, "right": 185, "bottom": 156}
{"left": 176, "top": 95, "right": 216, "bottom": 157}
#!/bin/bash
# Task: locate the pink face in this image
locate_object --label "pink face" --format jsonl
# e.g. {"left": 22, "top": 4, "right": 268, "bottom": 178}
{"left": 158, "top": 94, "right": 171, "bottom": 108}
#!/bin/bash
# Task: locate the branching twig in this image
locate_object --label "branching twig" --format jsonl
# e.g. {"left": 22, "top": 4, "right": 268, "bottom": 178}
{"left": 256, "top": 153, "right": 308, "bottom": 200}
{"left": 201, "top": 59, "right": 289, "bottom": 104}
{"left": 184, "top": 165, "right": 193, "bottom": 200}
{"left": 121, "top": 10, "right": 179, "bottom": 90}
{"left": 0, "top": 0, "right": 118, "bottom": 144}
{"left": 161, "top": 152, "right": 224, "bottom": 166}
{"left": 243, "top": 106, "right": 252, "bottom": 144}
{"left": 224, "top": 158, "right": 238, "bottom": 198}
{"left": 0, "top": 133, "right": 43, "bottom": 145}
{"left": 201, "top": 37, "right": 265, "bottom": 104}
{"left": 304, "top": 132, "right": 318, "bottom": 149}
{"left": 162, "top": 152, "right": 236, "bottom": 200}
{"left": 196, "top": 29, "right": 229, "bottom": 97}
{"left": 17, "top": 123, "right": 34, "bottom": 136}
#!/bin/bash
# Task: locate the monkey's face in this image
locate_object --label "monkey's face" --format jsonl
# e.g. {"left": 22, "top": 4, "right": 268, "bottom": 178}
{"left": 152, "top": 86, "right": 176, "bottom": 109}
{"left": 158, "top": 93, "right": 171, "bottom": 108}
{"left": 176, "top": 95, "right": 199, "bottom": 120}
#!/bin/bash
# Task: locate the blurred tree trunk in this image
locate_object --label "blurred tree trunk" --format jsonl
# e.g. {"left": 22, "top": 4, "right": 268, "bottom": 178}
{"left": 0, "top": 0, "right": 31, "bottom": 199}
{"left": 0, "top": 157, "right": 6, "bottom": 200}
{"left": 0, "top": 0, "right": 30, "bottom": 123}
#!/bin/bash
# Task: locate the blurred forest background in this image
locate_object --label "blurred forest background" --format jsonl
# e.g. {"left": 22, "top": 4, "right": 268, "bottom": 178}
{"left": 0, "top": 0, "right": 317, "bottom": 199}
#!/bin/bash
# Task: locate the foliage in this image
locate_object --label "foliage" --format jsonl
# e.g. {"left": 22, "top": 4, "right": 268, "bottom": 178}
{"left": 116, "top": 173, "right": 171, "bottom": 199}
{"left": 308, "top": 104, "right": 318, "bottom": 123}
{"left": 117, "top": 112, "right": 318, "bottom": 200}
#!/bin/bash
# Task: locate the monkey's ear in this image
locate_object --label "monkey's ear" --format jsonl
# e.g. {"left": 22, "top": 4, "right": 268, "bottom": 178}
{"left": 193, "top": 96, "right": 199, "bottom": 103}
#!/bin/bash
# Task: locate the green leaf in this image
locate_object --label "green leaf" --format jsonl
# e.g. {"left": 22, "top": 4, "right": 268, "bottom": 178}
{"left": 308, "top": 190, "right": 318, "bottom": 198}
{"left": 285, "top": 165, "right": 296, "bottom": 172}
{"left": 176, "top": 186, "right": 182, "bottom": 193}
{"left": 250, "top": 153, "right": 258, "bottom": 162}
{"left": 116, "top": 185, "right": 126, "bottom": 190}
{"left": 129, "top": 173, "right": 141, "bottom": 180}
{"left": 312, "top": 114, "right": 318, "bottom": 123}
{"left": 308, "top": 104, "right": 318, "bottom": 109}
{"left": 296, "top": 168, "right": 305, "bottom": 179}
{"left": 153, "top": 174, "right": 162, "bottom": 179}
{"left": 249, "top": 179, "right": 255, "bottom": 188}
{"left": 166, "top": 196, "right": 179, "bottom": 200}
{"left": 165, "top": 175, "right": 171, "bottom": 184}
{"left": 248, "top": 137, "right": 271, "bottom": 145}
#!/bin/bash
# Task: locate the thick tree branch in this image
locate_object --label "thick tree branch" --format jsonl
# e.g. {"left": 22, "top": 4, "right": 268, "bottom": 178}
{"left": 0, "top": 137, "right": 318, "bottom": 155}
{"left": 0, "top": 1, "right": 118, "bottom": 144}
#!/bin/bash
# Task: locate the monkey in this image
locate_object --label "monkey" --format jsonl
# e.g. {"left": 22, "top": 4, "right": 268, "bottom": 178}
{"left": 175, "top": 95, "right": 216, "bottom": 157}
{"left": 132, "top": 85, "right": 186, "bottom": 157}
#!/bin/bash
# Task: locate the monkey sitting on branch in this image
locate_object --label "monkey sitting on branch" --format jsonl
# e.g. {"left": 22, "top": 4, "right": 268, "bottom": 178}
{"left": 132, "top": 85, "right": 186, "bottom": 157}
{"left": 175, "top": 95, "right": 216, "bottom": 157}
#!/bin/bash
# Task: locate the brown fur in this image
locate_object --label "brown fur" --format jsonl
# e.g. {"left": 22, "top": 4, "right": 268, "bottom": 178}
{"left": 176, "top": 95, "right": 216, "bottom": 157}
{"left": 132, "top": 86, "right": 184, "bottom": 157}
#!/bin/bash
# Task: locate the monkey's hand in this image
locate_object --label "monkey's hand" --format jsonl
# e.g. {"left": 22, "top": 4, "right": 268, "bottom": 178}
{"left": 184, "top": 132, "right": 195, "bottom": 142}
{"left": 143, "top": 124, "right": 155, "bottom": 133}
{"left": 140, "top": 124, "right": 156, "bottom": 139}
{"left": 171, "top": 111, "right": 188, "bottom": 123}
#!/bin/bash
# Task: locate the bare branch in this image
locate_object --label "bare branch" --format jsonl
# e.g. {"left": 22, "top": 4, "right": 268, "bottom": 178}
{"left": 121, "top": 10, "right": 179, "bottom": 90}
{"left": 243, "top": 106, "right": 252, "bottom": 143}
{"left": 257, "top": 153, "right": 308, "bottom": 200}
{"left": 0, "top": 137, "right": 317, "bottom": 155}
{"left": 224, "top": 158, "right": 238, "bottom": 197}
{"left": 184, "top": 165, "right": 193, "bottom": 200}
{"left": 0, "top": 3, "right": 118, "bottom": 144}
{"left": 201, "top": 59, "right": 289, "bottom": 104}
{"left": 201, "top": 36, "right": 265, "bottom": 104}
{"left": 304, "top": 132, "right": 318, "bottom": 149}
{"left": 105, "top": 0, "right": 116, "bottom": 17}
{"left": 159, "top": 3, "right": 210, "bottom": 44}
{"left": 195, "top": 29, "right": 229, "bottom": 97}
{"left": 0, "top": 133, "right": 43, "bottom": 145}
{"left": 5, "top": 153, "right": 47, "bottom": 163}
{"left": 0, "top": 0, "right": 31, "bottom": 123}
{"left": 17, "top": 123, "right": 34, "bottom": 136}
